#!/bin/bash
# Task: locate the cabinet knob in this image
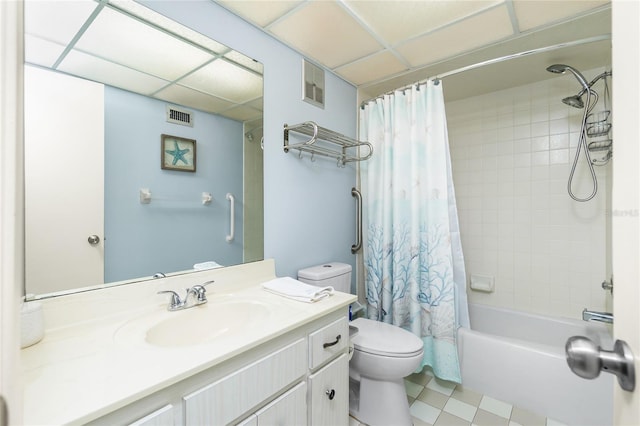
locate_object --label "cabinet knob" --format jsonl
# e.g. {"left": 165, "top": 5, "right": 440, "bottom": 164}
{"left": 325, "top": 389, "right": 335, "bottom": 400}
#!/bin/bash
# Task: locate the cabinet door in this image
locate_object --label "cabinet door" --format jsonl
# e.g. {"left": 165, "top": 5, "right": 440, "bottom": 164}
{"left": 309, "top": 354, "right": 348, "bottom": 426}
{"left": 127, "top": 404, "right": 174, "bottom": 426}
{"left": 255, "top": 382, "right": 306, "bottom": 426}
{"left": 184, "top": 339, "right": 306, "bottom": 425}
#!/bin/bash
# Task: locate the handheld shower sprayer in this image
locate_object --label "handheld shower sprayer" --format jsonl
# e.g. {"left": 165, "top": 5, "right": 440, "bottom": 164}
{"left": 546, "top": 64, "right": 590, "bottom": 90}
{"left": 546, "top": 64, "right": 612, "bottom": 202}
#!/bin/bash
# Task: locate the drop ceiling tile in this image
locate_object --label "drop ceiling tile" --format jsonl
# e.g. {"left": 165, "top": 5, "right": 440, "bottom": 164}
{"left": 336, "top": 51, "right": 407, "bottom": 86}
{"left": 247, "top": 97, "right": 264, "bottom": 111}
{"left": 269, "top": 1, "right": 383, "bottom": 68}
{"left": 110, "top": 1, "right": 229, "bottom": 54}
{"left": 513, "top": 0, "right": 610, "bottom": 32}
{"left": 345, "top": 0, "right": 500, "bottom": 46}
{"left": 25, "top": 0, "right": 96, "bottom": 45}
{"left": 57, "top": 49, "right": 170, "bottom": 95}
{"left": 179, "top": 60, "right": 263, "bottom": 103}
{"left": 154, "top": 84, "right": 235, "bottom": 115}
{"left": 219, "top": 105, "right": 264, "bottom": 122}
{"left": 396, "top": 5, "right": 514, "bottom": 68}
{"left": 74, "top": 7, "right": 213, "bottom": 81}
{"left": 218, "top": 0, "right": 303, "bottom": 27}
{"left": 24, "top": 35, "right": 66, "bottom": 68}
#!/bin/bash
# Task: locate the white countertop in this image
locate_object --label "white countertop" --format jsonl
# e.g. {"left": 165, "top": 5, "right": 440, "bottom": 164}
{"left": 21, "top": 260, "right": 356, "bottom": 425}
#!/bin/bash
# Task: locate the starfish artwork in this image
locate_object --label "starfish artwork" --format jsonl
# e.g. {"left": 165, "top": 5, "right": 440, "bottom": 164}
{"left": 166, "top": 140, "right": 190, "bottom": 165}
{"left": 161, "top": 135, "right": 196, "bottom": 172}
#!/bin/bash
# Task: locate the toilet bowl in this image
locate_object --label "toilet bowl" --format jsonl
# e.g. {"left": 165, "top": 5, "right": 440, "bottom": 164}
{"left": 298, "top": 263, "right": 424, "bottom": 426}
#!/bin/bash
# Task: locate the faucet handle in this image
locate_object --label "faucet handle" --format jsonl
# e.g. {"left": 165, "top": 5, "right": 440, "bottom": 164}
{"left": 157, "top": 290, "right": 182, "bottom": 310}
{"left": 192, "top": 280, "right": 214, "bottom": 303}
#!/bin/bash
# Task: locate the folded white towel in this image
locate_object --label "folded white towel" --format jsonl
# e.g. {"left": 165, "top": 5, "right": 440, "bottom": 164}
{"left": 262, "top": 277, "right": 334, "bottom": 303}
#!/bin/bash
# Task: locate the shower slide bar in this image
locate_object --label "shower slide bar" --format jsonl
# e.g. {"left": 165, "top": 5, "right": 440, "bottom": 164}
{"left": 284, "top": 121, "right": 373, "bottom": 167}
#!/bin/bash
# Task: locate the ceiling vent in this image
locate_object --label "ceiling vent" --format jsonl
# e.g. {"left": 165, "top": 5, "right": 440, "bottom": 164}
{"left": 302, "top": 59, "right": 325, "bottom": 109}
{"left": 166, "top": 105, "right": 194, "bottom": 127}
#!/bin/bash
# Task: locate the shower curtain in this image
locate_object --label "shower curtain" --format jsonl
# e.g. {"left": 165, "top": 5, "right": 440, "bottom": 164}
{"left": 360, "top": 80, "right": 469, "bottom": 383}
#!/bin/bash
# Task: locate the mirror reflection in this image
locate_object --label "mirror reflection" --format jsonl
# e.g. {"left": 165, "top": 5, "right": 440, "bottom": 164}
{"left": 24, "top": 0, "right": 264, "bottom": 298}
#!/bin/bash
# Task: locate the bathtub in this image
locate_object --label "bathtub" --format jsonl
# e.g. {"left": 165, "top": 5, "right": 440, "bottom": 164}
{"left": 457, "top": 303, "right": 613, "bottom": 426}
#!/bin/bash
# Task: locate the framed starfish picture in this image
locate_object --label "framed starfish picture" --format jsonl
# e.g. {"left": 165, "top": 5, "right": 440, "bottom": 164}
{"left": 161, "top": 134, "right": 196, "bottom": 172}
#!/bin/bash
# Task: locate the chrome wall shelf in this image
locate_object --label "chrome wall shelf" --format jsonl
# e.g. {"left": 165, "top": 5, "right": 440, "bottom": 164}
{"left": 284, "top": 121, "right": 373, "bottom": 167}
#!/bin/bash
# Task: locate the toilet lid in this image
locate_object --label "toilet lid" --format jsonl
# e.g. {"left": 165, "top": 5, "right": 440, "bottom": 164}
{"left": 350, "top": 318, "right": 424, "bottom": 357}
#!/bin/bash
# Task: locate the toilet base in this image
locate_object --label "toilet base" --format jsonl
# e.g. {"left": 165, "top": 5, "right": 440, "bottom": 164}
{"left": 349, "top": 375, "right": 412, "bottom": 426}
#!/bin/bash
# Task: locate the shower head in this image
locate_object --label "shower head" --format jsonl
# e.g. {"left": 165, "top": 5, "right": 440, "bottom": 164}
{"left": 546, "top": 64, "right": 590, "bottom": 90}
{"left": 562, "top": 95, "right": 585, "bottom": 109}
{"left": 558, "top": 70, "right": 612, "bottom": 109}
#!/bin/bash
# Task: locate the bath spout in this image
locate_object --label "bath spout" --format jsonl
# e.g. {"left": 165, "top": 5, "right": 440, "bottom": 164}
{"left": 582, "top": 308, "right": 613, "bottom": 324}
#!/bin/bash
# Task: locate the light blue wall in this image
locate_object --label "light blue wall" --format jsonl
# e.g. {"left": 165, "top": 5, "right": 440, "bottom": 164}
{"left": 104, "top": 86, "right": 243, "bottom": 282}
{"left": 143, "top": 1, "right": 359, "bottom": 287}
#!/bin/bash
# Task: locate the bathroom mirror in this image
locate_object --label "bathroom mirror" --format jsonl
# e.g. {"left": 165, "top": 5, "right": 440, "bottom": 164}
{"left": 24, "top": 0, "right": 264, "bottom": 298}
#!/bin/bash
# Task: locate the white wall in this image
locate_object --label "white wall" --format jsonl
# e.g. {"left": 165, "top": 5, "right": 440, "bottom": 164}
{"left": 142, "top": 1, "right": 359, "bottom": 284}
{"left": 447, "top": 68, "right": 611, "bottom": 319}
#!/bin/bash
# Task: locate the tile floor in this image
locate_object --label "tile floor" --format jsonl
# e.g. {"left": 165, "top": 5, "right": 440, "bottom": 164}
{"left": 349, "top": 368, "right": 568, "bottom": 426}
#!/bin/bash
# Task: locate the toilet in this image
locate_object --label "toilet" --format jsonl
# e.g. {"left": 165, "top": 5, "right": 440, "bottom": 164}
{"left": 298, "top": 263, "right": 424, "bottom": 426}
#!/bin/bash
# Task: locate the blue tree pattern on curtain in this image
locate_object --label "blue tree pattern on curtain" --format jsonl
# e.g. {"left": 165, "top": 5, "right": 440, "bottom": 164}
{"left": 360, "top": 81, "right": 469, "bottom": 383}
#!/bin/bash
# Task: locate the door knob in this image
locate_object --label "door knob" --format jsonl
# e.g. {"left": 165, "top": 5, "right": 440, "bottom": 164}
{"left": 87, "top": 235, "right": 100, "bottom": 245}
{"left": 565, "top": 336, "right": 635, "bottom": 391}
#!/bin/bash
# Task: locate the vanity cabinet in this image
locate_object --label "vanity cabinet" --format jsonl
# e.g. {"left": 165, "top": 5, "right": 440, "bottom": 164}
{"left": 90, "top": 310, "right": 350, "bottom": 426}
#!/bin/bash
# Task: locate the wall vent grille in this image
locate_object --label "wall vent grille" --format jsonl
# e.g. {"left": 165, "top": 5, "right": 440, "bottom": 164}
{"left": 166, "top": 105, "right": 194, "bottom": 127}
{"left": 302, "top": 59, "right": 325, "bottom": 109}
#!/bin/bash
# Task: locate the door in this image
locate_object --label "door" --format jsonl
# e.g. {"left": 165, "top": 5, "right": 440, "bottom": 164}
{"left": 611, "top": 1, "right": 640, "bottom": 424}
{"left": 24, "top": 66, "right": 104, "bottom": 295}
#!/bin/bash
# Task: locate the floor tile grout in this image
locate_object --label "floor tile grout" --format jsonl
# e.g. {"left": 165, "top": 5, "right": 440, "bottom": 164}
{"left": 350, "top": 369, "right": 569, "bottom": 426}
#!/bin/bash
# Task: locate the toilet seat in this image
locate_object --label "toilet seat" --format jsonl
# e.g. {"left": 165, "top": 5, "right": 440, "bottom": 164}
{"left": 350, "top": 318, "right": 424, "bottom": 358}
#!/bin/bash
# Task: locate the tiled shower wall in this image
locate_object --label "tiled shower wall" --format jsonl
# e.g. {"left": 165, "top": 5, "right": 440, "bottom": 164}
{"left": 447, "top": 67, "right": 612, "bottom": 320}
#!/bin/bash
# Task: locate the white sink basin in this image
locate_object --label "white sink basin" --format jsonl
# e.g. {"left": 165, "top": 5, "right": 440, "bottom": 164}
{"left": 115, "top": 300, "right": 272, "bottom": 347}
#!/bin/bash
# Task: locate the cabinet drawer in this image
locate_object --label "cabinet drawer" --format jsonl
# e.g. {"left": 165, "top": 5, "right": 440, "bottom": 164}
{"left": 309, "top": 317, "right": 348, "bottom": 370}
{"left": 184, "top": 338, "right": 307, "bottom": 425}
{"left": 309, "top": 354, "right": 349, "bottom": 426}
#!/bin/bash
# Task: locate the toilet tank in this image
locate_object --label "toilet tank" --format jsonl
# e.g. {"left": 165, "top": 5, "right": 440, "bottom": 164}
{"left": 297, "top": 262, "right": 352, "bottom": 294}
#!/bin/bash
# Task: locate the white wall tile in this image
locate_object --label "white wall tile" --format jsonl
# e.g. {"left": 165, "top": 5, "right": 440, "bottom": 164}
{"left": 448, "top": 71, "right": 610, "bottom": 320}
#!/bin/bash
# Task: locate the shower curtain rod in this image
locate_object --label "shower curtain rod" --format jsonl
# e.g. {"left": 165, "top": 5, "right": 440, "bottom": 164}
{"left": 363, "top": 34, "right": 611, "bottom": 106}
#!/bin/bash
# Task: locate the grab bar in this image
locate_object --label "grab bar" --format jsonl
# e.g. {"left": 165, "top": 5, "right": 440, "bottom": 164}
{"left": 351, "top": 187, "right": 362, "bottom": 253}
{"left": 226, "top": 193, "right": 235, "bottom": 243}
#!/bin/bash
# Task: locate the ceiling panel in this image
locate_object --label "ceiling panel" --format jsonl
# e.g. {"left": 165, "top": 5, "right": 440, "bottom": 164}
{"left": 396, "top": 4, "right": 514, "bottom": 67}
{"left": 153, "top": 84, "right": 236, "bottom": 115}
{"left": 269, "top": 1, "right": 383, "bottom": 68}
{"left": 179, "top": 60, "right": 264, "bottom": 103}
{"left": 336, "top": 51, "right": 407, "bottom": 86}
{"left": 217, "top": 0, "right": 303, "bottom": 27}
{"left": 513, "top": 0, "right": 610, "bottom": 31}
{"left": 344, "top": 0, "right": 501, "bottom": 45}
{"left": 24, "top": 35, "right": 66, "bottom": 68}
{"left": 75, "top": 7, "right": 214, "bottom": 81}
{"left": 57, "top": 49, "right": 170, "bottom": 95}
{"left": 24, "top": 0, "right": 97, "bottom": 46}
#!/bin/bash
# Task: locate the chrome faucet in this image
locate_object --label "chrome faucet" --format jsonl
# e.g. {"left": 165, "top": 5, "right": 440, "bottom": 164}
{"left": 158, "top": 280, "right": 214, "bottom": 311}
{"left": 582, "top": 308, "right": 613, "bottom": 324}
